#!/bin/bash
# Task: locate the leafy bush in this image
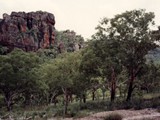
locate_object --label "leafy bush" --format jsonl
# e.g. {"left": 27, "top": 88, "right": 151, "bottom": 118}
{"left": 68, "top": 103, "right": 80, "bottom": 117}
{"left": 103, "top": 113, "right": 123, "bottom": 120}
{"left": 79, "top": 100, "right": 109, "bottom": 111}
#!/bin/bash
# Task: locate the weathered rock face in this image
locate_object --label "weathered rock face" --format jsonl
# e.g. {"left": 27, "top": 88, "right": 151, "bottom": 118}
{"left": 0, "top": 11, "right": 55, "bottom": 51}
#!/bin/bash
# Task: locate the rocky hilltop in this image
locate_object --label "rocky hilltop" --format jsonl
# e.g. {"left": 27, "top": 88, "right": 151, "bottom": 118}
{"left": 0, "top": 11, "right": 55, "bottom": 51}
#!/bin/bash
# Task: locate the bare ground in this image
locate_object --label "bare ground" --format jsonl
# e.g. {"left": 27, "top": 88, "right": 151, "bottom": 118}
{"left": 2, "top": 108, "right": 159, "bottom": 120}
{"left": 62, "top": 108, "right": 160, "bottom": 120}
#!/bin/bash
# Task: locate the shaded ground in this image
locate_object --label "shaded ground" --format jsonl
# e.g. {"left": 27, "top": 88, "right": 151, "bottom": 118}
{"left": 61, "top": 108, "right": 160, "bottom": 120}
{"left": 79, "top": 108, "right": 160, "bottom": 120}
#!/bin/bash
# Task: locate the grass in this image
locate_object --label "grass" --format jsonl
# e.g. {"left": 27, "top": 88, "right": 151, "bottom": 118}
{"left": 143, "top": 93, "right": 160, "bottom": 100}
{"left": 78, "top": 94, "right": 160, "bottom": 111}
{"left": 0, "top": 93, "right": 159, "bottom": 119}
{"left": 103, "top": 113, "right": 123, "bottom": 120}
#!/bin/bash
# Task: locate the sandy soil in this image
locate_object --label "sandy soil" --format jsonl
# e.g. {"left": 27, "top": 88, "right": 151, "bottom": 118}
{"left": 62, "top": 108, "right": 160, "bottom": 120}
{"left": 1, "top": 108, "right": 160, "bottom": 120}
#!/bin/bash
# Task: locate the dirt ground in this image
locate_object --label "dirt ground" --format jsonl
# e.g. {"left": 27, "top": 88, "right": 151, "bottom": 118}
{"left": 1, "top": 108, "right": 159, "bottom": 120}
{"left": 63, "top": 108, "right": 160, "bottom": 120}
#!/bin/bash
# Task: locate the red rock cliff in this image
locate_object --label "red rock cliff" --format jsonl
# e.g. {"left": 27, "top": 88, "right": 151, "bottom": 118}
{"left": 0, "top": 11, "right": 55, "bottom": 51}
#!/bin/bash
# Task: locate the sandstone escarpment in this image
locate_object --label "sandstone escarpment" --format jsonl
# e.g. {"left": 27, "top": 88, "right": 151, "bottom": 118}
{"left": 0, "top": 11, "right": 55, "bottom": 51}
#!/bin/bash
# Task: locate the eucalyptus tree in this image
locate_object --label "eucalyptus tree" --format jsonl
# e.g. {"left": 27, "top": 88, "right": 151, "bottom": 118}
{"left": 40, "top": 51, "right": 83, "bottom": 114}
{"left": 111, "top": 9, "right": 157, "bottom": 101}
{"left": 80, "top": 44, "right": 103, "bottom": 101}
{"left": 80, "top": 38, "right": 122, "bottom": 102}
{"left": 94, "top": 9, "right": 158, "bottom": 101}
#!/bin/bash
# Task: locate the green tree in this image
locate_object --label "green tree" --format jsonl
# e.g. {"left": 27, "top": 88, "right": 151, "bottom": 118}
{"left": 138, "top": 61, "right": 160, "bottom": 93}
{"left": 36, "top": 48, "right": 58, "bottom": 61}
{"left": 0, "top": 49, "right": 43, "bottom": 111}
{"left": 81, "top": 35, "right": 122, "bottom": 102}
{"left": 112, "top": 9, "right": 157, "bottom": 101}
{"left": 83, "top": 9, "right": 159, "bottom": 102}
{"left": 0, "top": 45, "right": 8, "bottom": 55}
{"left": 40, "top": 52, "right": 82, "bottom": 114}
{"left": 94, "top": 9, "right": 157, "bottom": 101}
{"left": 55, "top": 30, "right": 84, "bottom": 53}
{"left": 80, "top": 45, "right": 103, "bottom": 101}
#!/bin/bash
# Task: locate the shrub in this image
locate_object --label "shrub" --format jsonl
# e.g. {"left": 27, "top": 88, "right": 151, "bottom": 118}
{"left": 103, "top": 113, "right": 123, "bottom": 120}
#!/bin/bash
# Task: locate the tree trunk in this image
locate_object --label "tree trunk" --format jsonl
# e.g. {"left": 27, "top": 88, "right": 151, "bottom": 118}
{"left": 119, "top": 85, "right": 122, "bottom": 97}
{"left": 92, "top": 89, "right": 95, "bottom": 101}
{"left": 24, "top": 93, "right": 31, "bottom": 106}
{"left": 79, "top": 96, "right": 82, "bottom": 103}
{"left": 102, "top": 91, "right": 105, "bottom": 100}
{"left": 62, "top": 88, "right": 68, "bottom": 115}
{"left": 50, "top": 91, "right": 58, "bottom": 105}
{"left": 101, "top": 85, "right": 106, "bottom": 100}
{"left": 6, "top": 100, "right": 12, "bottom": 111}
{"left": 111, "top": 86, "right": 115, "bottom": 102}
{"left": 126, "top": 80, "right": 133, "bottom": 101}
{"left": 126, "top": 70, "right": 135, "bottom": 101}
{"left": 82, "top": 94, "right": 86, "bottom": 103}
{"left": 111, "top": 67, "right": 116, "bottom": 102}
{"left": 4, "top": 93, "right": 12, "bottom": 111}
{"left": 68, "top": 93, "right": 73, "bottom": 103}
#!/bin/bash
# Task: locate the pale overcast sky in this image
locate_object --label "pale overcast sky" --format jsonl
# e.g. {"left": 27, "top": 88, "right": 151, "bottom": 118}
{"left": 0, "top": 0, "right": 160, "bottom": 39}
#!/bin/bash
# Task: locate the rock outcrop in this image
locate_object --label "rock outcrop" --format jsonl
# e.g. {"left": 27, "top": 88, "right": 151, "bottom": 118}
{"left": 0, "top": 11, "right": 55, "bottom": 51}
